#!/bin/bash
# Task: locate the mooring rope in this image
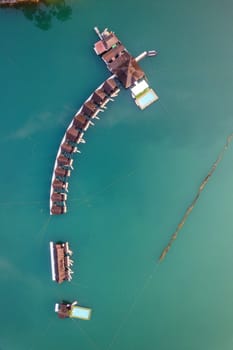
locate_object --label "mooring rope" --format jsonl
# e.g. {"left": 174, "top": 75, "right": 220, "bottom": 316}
{"left": 158, "top": 132, "right": 233, "bottom": 263}
{"left": 70, "top": 168, "right": 136, "bottom": 206}
{"left": 27, "top": 316, "right": 55, "bottom": 350}
{"left": 71, "top": 318, "right": 100, "bottom": 350}
{"left": 36, "top": 216, "right": 51, "bottom": 244}
{"left": 106, "top": 264, "right": 159, "bottom": 350}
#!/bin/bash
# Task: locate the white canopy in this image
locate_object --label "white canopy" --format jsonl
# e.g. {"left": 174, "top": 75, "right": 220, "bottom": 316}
{"left": 131, "top": 79, "right": 149, "bottom": 97}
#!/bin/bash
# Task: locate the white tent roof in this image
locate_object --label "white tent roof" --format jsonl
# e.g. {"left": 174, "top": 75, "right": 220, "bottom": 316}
{"left": 131, "top": 79, "right": 149, "bottom": 97}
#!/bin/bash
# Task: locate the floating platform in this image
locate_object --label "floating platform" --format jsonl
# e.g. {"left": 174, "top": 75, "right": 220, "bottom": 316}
{"left": 50, "top": 242, "right": 74, "bottom": 283}
{"left": 130, "top": 79, "right": 159, "bottom": 110}
{"left": 55, "top": 301, "right": 92, "bottom": 320}
{"left": 93, "top": 27, "right": 159, "bottom": 108}
{"left": 135, "top": 89, "right": 159, "bottom": 110}
{"left": 49, "top": 26, "right": 159, "bottom": 215}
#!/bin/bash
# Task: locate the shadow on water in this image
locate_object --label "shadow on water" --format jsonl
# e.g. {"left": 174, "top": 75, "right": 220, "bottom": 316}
{"left": 2, "top": 0, "right": 72, "bottom": 30}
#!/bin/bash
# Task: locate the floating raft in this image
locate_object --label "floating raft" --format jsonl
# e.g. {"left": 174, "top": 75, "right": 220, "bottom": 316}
{"left": 55, "top": 301, "right": 92, "bottom": 320}
{"left": 49, "top": 242, "right": 74, "bottom": 283}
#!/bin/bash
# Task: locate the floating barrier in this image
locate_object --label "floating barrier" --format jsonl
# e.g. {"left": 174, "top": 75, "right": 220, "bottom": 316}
{"left": 159, "top": 133, "right": 233, "bottom": 263}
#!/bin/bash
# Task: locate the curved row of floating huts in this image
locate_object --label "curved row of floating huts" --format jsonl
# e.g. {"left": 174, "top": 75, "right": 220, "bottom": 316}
{"left": 50, "top": 77, "right": 120, "bottom": 215}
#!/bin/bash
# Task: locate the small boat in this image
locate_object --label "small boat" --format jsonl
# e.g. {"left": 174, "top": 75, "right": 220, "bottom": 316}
{"left": 147, "top": 50, "right": 158, "bottom": 57}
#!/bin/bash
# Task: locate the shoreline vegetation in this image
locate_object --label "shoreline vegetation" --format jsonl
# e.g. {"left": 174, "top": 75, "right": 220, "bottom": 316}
{"left": 0, "top": 0, "right": 72, "bottom": 30}
{"left": 0, "top": 0, "right": 39, "bottom": 5}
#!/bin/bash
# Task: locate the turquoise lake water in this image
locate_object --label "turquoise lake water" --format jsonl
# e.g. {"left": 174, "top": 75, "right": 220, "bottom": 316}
{"left": 1, "top": 1, "right": 233, "bottom": 349}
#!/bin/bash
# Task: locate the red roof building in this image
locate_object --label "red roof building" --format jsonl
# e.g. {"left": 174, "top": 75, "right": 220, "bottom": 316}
{"left": 57, "top": 155, "right": 73, "bottom": 167}
{"left": 73, "top": 114, "right": 90, "bottom": 131}
{"left": 55, "top": 167, "right": 71, "bottom": 178}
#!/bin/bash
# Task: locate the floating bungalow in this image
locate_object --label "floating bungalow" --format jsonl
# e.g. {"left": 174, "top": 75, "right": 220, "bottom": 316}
{"left": 102, "top": 78, "right": 119, "bottom": 96}
{"left": 49, "top": 242, "right": 74, "bottom": 283}
{"left": 49, "top": 27, "right": 158, "bottom": 214}
{"left": 92, "top": 90, "right": 108, "bottom": 106}
{"left": 73, "top": 114, "right": 92, "bottom": 131}
{"left": 57, "top": 154, "right": 74, "bottom": 168}
{"left": 51, "top": 192, "right": 67, "bottom": 202}
{"left": 55, "top": 167, "right": 71, "bottom": 178}
{"left": 55, "top": 301, "right": 92, "bottom": 320}
{"left": 66, "top": 126, "right": 85, "bottom": 143}
{"left": 61, "top": 142, "right": 79, "bottom": 154}
{"left": 52, "top": 178, "right": 68, "bottom": 192}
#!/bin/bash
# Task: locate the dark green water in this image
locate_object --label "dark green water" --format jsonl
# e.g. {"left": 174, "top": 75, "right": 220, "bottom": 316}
{"left": 1, "top": 1, "right": 233, "bottom": 349}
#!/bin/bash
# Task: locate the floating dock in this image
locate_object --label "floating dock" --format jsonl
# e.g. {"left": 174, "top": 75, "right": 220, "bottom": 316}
{"left": 130, "top": 79, "right": 159, "bottom": 110}
{"left": 55, "top": 301, "right": 92, "bottom": 320}
{"left": 49, "top": 242, "right": 74, "bottom": 283}
{"left": 49, "top": 26, "right": 158, "bottom": 215}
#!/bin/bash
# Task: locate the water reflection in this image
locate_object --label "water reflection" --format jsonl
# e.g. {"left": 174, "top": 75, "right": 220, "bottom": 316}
{"left": 20, "top": 1, "right": 72, "bottom": 30}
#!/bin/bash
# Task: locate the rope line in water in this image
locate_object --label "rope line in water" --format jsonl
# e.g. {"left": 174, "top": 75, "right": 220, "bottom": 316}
{"left": 27, "top": 316, "right": 55, "bottom": 350}
{"left": 0, "top": 199, "right": 47, "bottom": 207}
{"left": 71, "top": 318, "right": 100, "bottom": 350}
{"left": 106, "top": 264, "right": 159, "bottom": 350}
{"left": 36, "top": 216, "right": 51, "bottom": 244}
{"left": 158, "top": 132, "right": 233, "bottom": 263}
{"left": 0, "top": 169, "right": 136, "bottom": 209}
{"left": 70, "top": 169, "right": 136, "bottom": 204}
